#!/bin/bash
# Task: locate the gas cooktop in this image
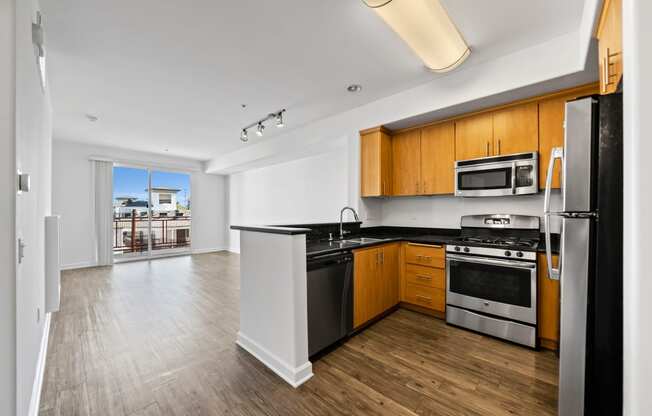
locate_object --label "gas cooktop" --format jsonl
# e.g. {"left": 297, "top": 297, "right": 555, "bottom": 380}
{"left": 454, "top": 214, "right": 541, "bottom": 254}
{"left": 459, "top": 236, "right": 539, "bottom": 251}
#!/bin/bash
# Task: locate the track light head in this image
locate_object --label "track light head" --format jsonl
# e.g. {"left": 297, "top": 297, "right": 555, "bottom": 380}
{"left": 256, "top": 123, "right": 265, "bottom": 137}
{"left": 275, "top": 112, "right": 285, "bottom": 128}
{"left": 240, "top": 129, "right": 248, "bottom": 142}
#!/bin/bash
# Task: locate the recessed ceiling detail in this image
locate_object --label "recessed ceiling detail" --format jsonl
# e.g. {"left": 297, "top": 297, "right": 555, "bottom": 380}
{"left": 362, "top": 0, "right": 470, "bottom": 73}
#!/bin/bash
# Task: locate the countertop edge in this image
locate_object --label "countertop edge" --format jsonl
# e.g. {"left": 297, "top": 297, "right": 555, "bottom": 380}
{"left": 230, "top": 225, "right": 312, "bottom": 235}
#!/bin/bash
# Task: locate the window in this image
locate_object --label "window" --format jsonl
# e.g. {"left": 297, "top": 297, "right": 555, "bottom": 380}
{"left": 159, "top": 193, "right": 172, "bottom": 204}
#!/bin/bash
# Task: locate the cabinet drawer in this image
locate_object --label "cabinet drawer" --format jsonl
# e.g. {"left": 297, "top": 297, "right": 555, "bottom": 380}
{"left": 405, "top": 264, "right": 445, "bottom": 289}
{"left": 405, "top": 243, "right": 445, "bottom": 268}
{"left": 404, "top": 283, "right": 445, "bottom": 311}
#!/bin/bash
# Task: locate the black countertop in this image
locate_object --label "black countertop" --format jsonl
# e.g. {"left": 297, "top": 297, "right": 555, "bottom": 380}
{"left": 306, "top": 226, "right": 560, "bottom": 258}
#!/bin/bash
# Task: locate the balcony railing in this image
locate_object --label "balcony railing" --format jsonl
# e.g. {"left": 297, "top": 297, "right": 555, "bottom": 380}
{"left": 113, "top": 210, "right": 191, "bottom": 255}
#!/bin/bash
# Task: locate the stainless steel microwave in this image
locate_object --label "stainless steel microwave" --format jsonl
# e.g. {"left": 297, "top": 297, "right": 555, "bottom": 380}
{"left": 454, "top": 152, "right": 538, "bottom": 197}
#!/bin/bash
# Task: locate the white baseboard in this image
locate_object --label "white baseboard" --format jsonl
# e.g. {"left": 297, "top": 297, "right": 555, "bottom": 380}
{"left": 28, "top": 312, "right": 51, "bottom": 416}
{"left": 228, "top": 246, "right": 240, "bottom": 254}
{"left": 61, "top": 260, "right": 96, "bottom": 270}
{"left": 191, "top": 246, "right": 228, "bottom": 255}
{"left": 236, "top": 332, "right": 313, "bottom": 388}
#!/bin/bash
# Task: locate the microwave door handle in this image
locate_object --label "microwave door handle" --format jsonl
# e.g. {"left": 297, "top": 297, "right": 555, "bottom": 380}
{"left": 511, "top": 161, "right": 517, "bottom": 194}
{"left": 543, "top": 147, "right": 564, "bottom": 280}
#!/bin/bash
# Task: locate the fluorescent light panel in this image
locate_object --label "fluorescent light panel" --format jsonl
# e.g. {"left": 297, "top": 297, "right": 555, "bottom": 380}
{"left": 365, "top": 0, "right": 470, "bottom": 73}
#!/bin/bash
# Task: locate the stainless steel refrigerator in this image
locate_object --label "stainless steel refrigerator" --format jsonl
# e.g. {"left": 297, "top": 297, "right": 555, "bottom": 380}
{"left": 543, "top": 93, "right": 622, "bottom": 416}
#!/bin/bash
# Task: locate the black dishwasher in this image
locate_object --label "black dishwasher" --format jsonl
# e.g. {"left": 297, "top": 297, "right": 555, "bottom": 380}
{"left": 307, "top": 251, "right": 353, "bottom": 357}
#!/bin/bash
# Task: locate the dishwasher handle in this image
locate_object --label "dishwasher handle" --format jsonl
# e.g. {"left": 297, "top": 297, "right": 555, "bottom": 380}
{"left": 307, "top": 251, "right": 353, "bottom": 270}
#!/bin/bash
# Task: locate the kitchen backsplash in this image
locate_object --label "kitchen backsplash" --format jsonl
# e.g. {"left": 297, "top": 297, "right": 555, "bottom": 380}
{"left": 377, "top": 191, "right": 562, "bottom": 233}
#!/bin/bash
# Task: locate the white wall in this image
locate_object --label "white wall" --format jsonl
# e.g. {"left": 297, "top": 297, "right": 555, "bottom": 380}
{"left": 52, "top": 140, "right": 227, "bottom": 268}
{"left": 227, "top": 140, "right": 351, "bottom": 252}
{"left": 623, "top": 0, "right": 652, "bottom": 414}
{"left": 14, "top": 0, "right": 53, "bottom": 415}
{"left": 0, "top": 1, "right": 17, "bottom": 415}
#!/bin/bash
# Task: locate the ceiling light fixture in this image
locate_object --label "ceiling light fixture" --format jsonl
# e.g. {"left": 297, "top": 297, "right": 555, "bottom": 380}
{"left": 239, "top": 109, "right": 285, "bottom": 143}
{"left": 347, "top": 84, "right": 362, "bottom": 93}
{"left": 362, "top": 0, "right": 470, "bottom": 73}
{"left": 85, "top": 114, "right": 99, "bottom": 122}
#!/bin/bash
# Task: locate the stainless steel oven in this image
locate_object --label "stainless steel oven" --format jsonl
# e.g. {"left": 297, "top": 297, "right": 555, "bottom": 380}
{"left": 446, "top": 247, "right": 538, "bottom": 347}
{"left": 446, "top": 253, "right": 537, "bottom": 324}
{"left": 455, "top": 152, "right": 538, "bottom": 197}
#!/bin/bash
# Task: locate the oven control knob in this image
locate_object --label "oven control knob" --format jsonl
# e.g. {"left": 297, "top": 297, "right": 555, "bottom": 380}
{"left": 454, "top": 246, "right": 461, "bottom": 252}
{"left": 463, "top": 247, "right": 470, "bottom": 253}
{"left": 516, "top": 251, "right": 524, "bottom": 258}
{"left": 504, "top": 250, "right": 512, "bottom": 257}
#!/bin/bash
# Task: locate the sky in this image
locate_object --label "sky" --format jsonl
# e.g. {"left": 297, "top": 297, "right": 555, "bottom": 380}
{"left": 113, "top": 167, "right": 190, "bottom": 207}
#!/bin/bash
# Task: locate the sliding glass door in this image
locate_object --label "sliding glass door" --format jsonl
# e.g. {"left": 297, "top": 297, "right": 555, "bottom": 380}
{"left": 150, "top": 170, "right": 191, "bottom": 255}
{"left": 113, "top": 166, "right": 150, "bottom": 259}
{"left": 112, "top": 165, "right": 191, "bottom": 260}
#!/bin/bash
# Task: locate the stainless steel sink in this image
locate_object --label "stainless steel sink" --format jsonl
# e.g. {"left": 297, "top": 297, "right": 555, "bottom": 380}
{"left": 340, "top": 237, "right": 385, "bottom": 244}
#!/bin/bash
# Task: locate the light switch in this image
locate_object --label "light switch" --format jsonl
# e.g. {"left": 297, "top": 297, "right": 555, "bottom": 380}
{"left": 17, "top": 172, "right": 30, "bottom": 193}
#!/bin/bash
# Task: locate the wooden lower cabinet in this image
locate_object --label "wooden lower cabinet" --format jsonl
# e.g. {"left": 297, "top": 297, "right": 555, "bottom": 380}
{"left": 400, "top": 243, "right": 446, "bottom": 316}
{"left": 404, "top": 283, "right": 445, "bottom": 311}
{"left": 353, "top": 243, "right": 399, "bottom": 328}
{"left": 538, "top": 253, "right": 560, "bottom": 350}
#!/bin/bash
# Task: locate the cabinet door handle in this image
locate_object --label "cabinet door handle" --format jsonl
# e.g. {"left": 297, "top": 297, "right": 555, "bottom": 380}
{"left": 407, "top": 243, "right": 442, "bottom": 248}
{"left": 486, "top": 141, "right": 489, "bottom": 156}
{"left": 603, "top": 56, "right": 609, "bottom": 92}
{"left": 416, "top": 275, "right": 432, "bottom": 281}
{"left": 497, "top": 139, "right": 501, "bottom": 155}
{"left": 416, "top": 295, "right": 432, "bottom": 304}
{"left": 380, "top": 251, "right": 384, "bottom": 265}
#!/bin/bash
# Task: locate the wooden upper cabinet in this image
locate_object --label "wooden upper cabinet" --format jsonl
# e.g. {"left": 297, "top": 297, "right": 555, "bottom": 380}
{"left": 420, "top": 122, "right": 455, "bottom": 195}
{"left": 596, "top": 0, "right": 622, "bottom": 95}
{"left": 538, "top": 97, "right": 565, "bottom": 190}
{"left": 538, "top": 85, "right": 599, "bottom": 190}
{"left": 492, "top": 102, "right": 539, "bottom": 155}
{"left": 392, "top": 129, "right": 422, "bottom": 196}
{"left": 360, "top": 127, "right": 392, "bottom": 197}
{"left": 454, "top": 112, "right": 493, "bottom": 161}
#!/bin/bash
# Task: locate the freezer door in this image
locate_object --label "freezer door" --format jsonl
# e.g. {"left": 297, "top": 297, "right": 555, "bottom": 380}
{"left": 563, "top": 97, "right": 595, "bottom": 212}
{"left": 558, "top": 217, "right": 591, "bottom": 416}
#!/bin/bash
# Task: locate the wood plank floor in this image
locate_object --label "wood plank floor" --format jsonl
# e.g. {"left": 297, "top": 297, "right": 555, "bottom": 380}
{"left": 40, "top": 252, "right": 558, "bottom": 416}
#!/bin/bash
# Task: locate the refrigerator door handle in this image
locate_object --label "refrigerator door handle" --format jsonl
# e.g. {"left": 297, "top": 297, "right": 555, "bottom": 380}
{"left": 544, "top": 147, "right": 564, "bottom": 280}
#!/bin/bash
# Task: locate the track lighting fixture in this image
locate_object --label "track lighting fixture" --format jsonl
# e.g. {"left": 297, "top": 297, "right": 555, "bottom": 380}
{"left": 239, "top": 109, "right": 286, "bottom": 143}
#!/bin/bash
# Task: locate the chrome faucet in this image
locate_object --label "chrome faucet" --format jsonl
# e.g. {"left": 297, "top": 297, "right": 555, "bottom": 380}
{"left": 339, "top": 206, "right": 360, "bottom": 239}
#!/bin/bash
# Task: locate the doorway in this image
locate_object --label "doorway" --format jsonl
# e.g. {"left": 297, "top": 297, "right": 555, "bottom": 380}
{"left": 112, "top": 165, "right": 191, "bottom": 260}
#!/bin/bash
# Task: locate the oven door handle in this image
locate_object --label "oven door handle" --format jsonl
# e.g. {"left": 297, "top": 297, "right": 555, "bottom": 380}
{"left": 447, "top": 254, "right": 536, "bottom": 270}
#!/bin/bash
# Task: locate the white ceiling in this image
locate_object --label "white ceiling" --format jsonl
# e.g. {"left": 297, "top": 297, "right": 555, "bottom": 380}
{"left": 41, "top": 0, "right": 586, "bottom": 161}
